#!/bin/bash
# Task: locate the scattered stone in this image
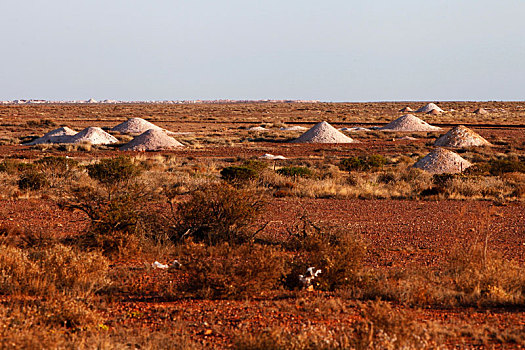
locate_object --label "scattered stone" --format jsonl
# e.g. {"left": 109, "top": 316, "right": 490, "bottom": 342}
{"left": 413, "top": 148, "right": 472, "bottom": 174}
{"left": 280, "top": 125, "right": 307, "bottom": 131}
{"left": 292, "top": 121, "right": 358, "bottom": 143}
{"left": 434, "top": 125, "right": 492, "bottom": 148}
{"left": 379, "top": 114, "right": 441, "bottom": 132}
{"left": 473, "top": 108, "right": 489, "bottom": 115}
{"left": 120, "top": 129, "right": 183, "bottom": 151}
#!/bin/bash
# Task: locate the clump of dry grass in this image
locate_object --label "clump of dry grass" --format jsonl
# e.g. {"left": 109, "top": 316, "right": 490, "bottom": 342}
{"left": 0, "top": 244, "right": 109, "bottom": 298}
{"left": 235, "top": 300, "right": 443, "bottom": 349}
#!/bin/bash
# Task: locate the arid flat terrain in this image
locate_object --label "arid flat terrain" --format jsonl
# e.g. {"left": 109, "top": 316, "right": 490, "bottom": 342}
{"left": 0, "top": 102, "right": 524, "bottom": 349}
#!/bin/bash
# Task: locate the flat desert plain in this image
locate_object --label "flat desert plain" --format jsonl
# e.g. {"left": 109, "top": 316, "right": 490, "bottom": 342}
{"left": 0, "top": 102, "right": 524, "bottom": 349}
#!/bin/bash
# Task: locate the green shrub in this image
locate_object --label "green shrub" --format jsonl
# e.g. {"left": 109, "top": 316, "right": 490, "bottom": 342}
{"left": 172, "top": 184, "right": 265, "bottom": 245}
{"left": 87, "top": 156, "right": 143, "bottom": 187}
{"left": 277, "top": 166, "right": 312, "bottom": 178}
{"left": 339, "top": 155, "right": 386, "bottom": 172}
{"left": 220, "top": 166, "right": 258, "bottom": 184}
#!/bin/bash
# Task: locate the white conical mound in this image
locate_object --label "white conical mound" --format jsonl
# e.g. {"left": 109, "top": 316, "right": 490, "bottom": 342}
{"left": 111, "top": 118, "right": 166, "bottom": 134}
{"left": 25, "top": 126, "right": 77, "bottom": 145}
{"left": 292, "top": 121, "right": 357, "bottom": 143}
{"left": 413, "top": 148, "right": 472, "bottom": 174}
{"left": 399, "top": 106, "right": 413, "bottom": 112}
{"left": 120, "top": 129, "right": 183, "bottom": 151}
{"left": 416, "top": 103, "right": 444, "bottom": 113}
{"left": 379, "top": 114, "right": 441, "bottom": 132}
{"left": 434, "top": 125, "right": 492, "bottom": 148}
{"left": 68, "top": 127, "right": 118, "bottom": 145}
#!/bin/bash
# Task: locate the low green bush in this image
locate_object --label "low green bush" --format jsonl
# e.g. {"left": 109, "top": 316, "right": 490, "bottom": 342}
{"left": 339, "top": 155, "right": 386, "bottom": 172}
{"left": 277, "top": 166, "right": 312, "bottom": 178}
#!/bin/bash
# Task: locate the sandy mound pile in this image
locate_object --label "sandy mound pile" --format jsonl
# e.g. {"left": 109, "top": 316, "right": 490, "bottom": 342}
{"left": 474, "top": 108, "right": 489, "bottom": 115}
{"left": 434, "top": 125, "right": 492, "bottom": 148}
{"left": 120, "top": 129, "right": 183, "bottom": 151}
{"left": 280, "top": 125, "right": 307, "bottom": 131}
{"left": 68, "top": 127, "right": 118, "bottom": 145}
{"left": 111, "top": 118, "right": 166, "bottom": 134}
{"left": 416, "top": 103, "right": 444, "bottom": 114}
{"left": 292, "top": 121, "right": 357, "bottom": 143}
{"left": 426, "top": 108, "right": 442, "bottom": 115}
{"left": 413, "top": 148, "right": 472, "bottom": 174}
{"left": 399, "top": 106, "right": 413, "bottom": 112}
{"left": 25, "top": 126, "right": 77, "bottom": 145}
{"left": 379, "top": 114, "right": 441, "bottom": 132}
{"left": 248, "top": 126, "right": 267, "bottom": 131}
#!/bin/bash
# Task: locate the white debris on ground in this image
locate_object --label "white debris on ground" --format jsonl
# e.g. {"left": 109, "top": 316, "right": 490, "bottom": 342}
{"left": 292, "top": 121, "right": 358, "bottom": 143}
{"left": 280, "top": 125, "right": 307, "bottom": 131}
{"left": 340, "top": 127, "right": 371, "bottom": 132}
{"left": 152, "top": 261, "right": 169, "bottom": 269}
{"left": 299, "top": 267, "right": 322, "bottom": 287}
{"left": 259, "top": 153, "right": 287, "bottom": 160}
{"left": 120, "top": 129, "right": 183, "bottom": 151}
{"left": 248, "top": 126, "right": 267, "bottom": 131}
{"left": 413, "top": 148, "right": 472, "bottom": 174}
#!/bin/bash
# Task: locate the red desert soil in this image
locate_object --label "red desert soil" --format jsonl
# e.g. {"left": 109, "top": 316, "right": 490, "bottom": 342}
{"left": 1, "top": 198, "right": 523, "bottom": 266}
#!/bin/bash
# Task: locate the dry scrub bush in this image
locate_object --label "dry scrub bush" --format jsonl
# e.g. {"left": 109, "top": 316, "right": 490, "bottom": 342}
{"left": 0, "top": 244, "right": 109, "bottom": 298}
{"left": 446, "top": 244, "right": 525, "bottom": 306}
{"left": 171, "top": 183, "right": 266, "bottom": 245}
{"left": 284, "top": 217, "right": 366, "bottom": 291}
{"left": 176, "top": 242, "right": 288, "bottom": 299}
{"left": 235, "top": 300, "right": 442, "bottom": 349}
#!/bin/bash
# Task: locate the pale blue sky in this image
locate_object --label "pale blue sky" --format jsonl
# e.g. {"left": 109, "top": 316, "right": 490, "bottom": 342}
{"left": 0, "top": 0, "right": 524, "bottom": 101}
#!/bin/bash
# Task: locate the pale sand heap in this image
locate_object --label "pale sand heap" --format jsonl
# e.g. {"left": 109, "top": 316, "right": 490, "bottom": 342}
{"left": 426, "top": 108, "right": 442, "bottom": 115}
{"left": 68, "top": 127, "right": 118, "bottom": 145}
{"left": 25, "top": 126, "right": 77, "bottom": 145}
{"left": 111, "top": 118, "right": 166, "bottom": 134}
{"left": 413, "top": 148, "right": 472, "bottom": 174}
{"left": 399, "top": 106, "right": 413, "bottom": 112}
{"left": 416, "top": 103, "right": 444, "bottom": 114}
{"left": 292, "top": 121, "right": 358, "bottom": 143}
{"left": 259, "top": 153, "right": 287, "bottom": 160}
{"left": 434, "top": 125, "right": 492, "bottom": 148}
{"left": 474, "top": 108, "right": 489, "bottom": 115}
{"left": 120, "top": 129, "right": 183, "bottom": 151}
{"left": 379, "top": 114, "right": 441, "bottom": 132}
{"left": 280, "top": 125, "right": 307, "bottom": 131}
